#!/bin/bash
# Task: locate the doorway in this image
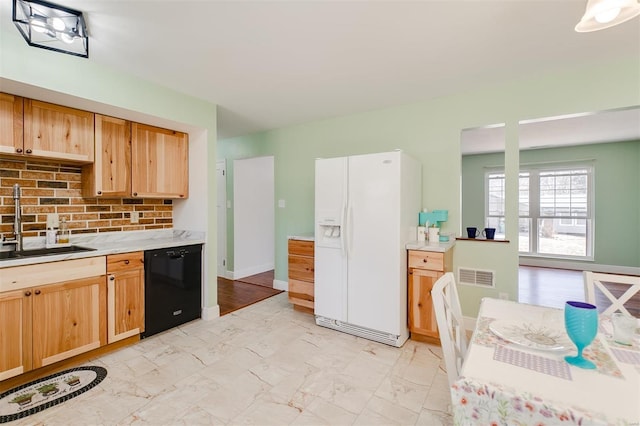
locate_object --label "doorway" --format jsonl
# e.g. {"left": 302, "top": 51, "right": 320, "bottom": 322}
{"left": 216, "top": 160, "right": 227, "bottom": 277}
{"left": 232, "top": 156, "right": 275, "bottom": 279}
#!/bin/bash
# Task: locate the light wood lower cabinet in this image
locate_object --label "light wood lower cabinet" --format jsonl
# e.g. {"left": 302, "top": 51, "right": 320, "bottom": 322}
{"left": 0, "top": 289, "right": 31, "bottom": 382}
{"left": 408, "top": 248, "right": 453, "bottom": 342}
{"left": 32, "top": 276, "right": 106, "bottom": 369}
{"left": 0, "top": 275, "right": 106, "bottom": 381}
{"left": 288, "top": 239, "right": 315, "bottom": 313}
{"left": 107, "top": 252, "right": 145, "bottom": 343}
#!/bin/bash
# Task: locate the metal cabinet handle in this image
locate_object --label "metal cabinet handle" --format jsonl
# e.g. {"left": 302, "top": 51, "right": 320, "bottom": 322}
{"left": 24, "top": 290, "right": 31, "bottom": 296}
{"left": 133, "top": 192, "right": 138, "bottom": 196}
{"left": 16, "top": 148, "right": 23, "bottom": 153}
{"left": 35, "top": 289, "right": 41, "bottom": 295}
{"left": 97, "top": 191, "right": 102, "bottom": 195}
{"left": 124, "top": 260, "right": 130, "bottom": 265}
{"left": 109, "top": 275, "right": 115, "bottom": 281}
{"left": 26, "top": 149, "right": 32, "bottom": 154}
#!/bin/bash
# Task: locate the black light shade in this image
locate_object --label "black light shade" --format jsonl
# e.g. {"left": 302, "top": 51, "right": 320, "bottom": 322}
{"left": 12, "top": 0, "right": 88, "bottom": 58}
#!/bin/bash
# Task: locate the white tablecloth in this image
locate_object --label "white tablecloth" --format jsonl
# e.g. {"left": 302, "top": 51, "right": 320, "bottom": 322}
{"left": 452, "top": 297, "right": 640, "bottom": 425}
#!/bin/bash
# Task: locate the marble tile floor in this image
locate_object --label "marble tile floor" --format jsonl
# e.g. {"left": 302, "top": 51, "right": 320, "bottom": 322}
{"left": 17, "top": 293, "right": 453, "bottom": 425}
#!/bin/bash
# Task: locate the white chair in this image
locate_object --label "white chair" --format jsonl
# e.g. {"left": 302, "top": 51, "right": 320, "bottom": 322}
{"left": 583, "top": 271, "right": 640, "bottom": 317}
{"left": 432, "top": 272, "right": 468, "bottom": 386}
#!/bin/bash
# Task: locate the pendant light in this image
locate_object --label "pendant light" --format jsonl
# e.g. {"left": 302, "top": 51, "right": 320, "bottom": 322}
{"left": 575, "top": 0, "right": 640, "bottom": 32}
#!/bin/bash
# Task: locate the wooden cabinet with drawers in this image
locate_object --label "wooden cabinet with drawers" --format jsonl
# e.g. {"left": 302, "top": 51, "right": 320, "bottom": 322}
{"left": 288, "top": 239, "right": 315, "bottom": 314}
{"left": 408, "top": 248, "right": 453, "bottom": 342}
{"left": 106, "top": 252, "right": 145, "bottom": 343}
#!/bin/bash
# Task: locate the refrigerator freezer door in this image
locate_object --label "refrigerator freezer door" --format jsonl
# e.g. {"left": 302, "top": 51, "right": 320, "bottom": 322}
{"left": 314, "top": 157, "right": 348, "bottom": 321}
{"left": 347, "top": 151, "right": 402, "bottom": 334}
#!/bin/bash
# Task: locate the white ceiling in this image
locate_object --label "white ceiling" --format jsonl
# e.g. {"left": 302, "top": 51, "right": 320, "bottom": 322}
{"left": 2, "top": 0, "right": 640, "bottom": 140}
{"left": 461, "top": 106, "right": 640, "bottom": 154}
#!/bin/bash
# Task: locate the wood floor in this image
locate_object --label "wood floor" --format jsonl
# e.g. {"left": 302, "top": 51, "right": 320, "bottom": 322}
{"left": 217, "top": 270, "right": 282, "bottom": 316}
{"left": 519, "top": 266, "right": 640, "bottom": 317}
{"left": 218, "top": 267, "right": 638, "bottom": 318}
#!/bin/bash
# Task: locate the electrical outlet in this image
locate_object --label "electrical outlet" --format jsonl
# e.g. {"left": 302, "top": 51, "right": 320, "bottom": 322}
{"left": 130, "top": 211, "right": 139, "bottom": 224}
{"left": 499, "top": 292, "right": 509, "bottom": 300}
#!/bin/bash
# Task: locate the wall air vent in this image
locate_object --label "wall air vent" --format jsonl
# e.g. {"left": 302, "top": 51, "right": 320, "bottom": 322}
{"left": 458, "top": 267, "right": 495, "bottom": 287}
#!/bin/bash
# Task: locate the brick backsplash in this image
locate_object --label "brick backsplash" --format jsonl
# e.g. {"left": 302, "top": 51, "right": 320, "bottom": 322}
{"left": 0, "top": 159, "right": 172, "bottom": 238}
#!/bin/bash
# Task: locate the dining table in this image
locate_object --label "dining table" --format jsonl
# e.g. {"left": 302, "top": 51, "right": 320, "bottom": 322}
{"left": 451, "top": 297, "right": 640, "bottom": 425}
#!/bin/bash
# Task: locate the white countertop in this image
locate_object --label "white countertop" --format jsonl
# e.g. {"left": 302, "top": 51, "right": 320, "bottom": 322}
{"left": 0, "top": 229, "right": 205, "bottom": 268}
{"left": 288, "top": 234, "right": 314, "bottom": 241}
{"left": 405, "top": 240, "right": 455, "bottom": 252}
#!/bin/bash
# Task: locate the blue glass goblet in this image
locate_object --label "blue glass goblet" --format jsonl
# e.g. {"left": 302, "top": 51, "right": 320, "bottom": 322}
{"left": 564, "top": 301, "right": 598, "bottom": 369}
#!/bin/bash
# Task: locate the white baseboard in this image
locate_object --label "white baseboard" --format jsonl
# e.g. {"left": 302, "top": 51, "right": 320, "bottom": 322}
{"left": 273, "top": 279, "right": 288, "bottom": 291}
{"left": 519, "top": 257, "right": 640, "bottom": 275}
{"left": 230, "top": 263, "right": 275, "bottom": 280}
{"left": 201, "top": 305, "right": 220, "bottom": 320}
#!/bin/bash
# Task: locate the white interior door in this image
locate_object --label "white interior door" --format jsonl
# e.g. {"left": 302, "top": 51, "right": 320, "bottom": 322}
{"left": 347, "top": 151, "right": 401, "bottom": 334}
{"left": 233, "top": 156, "right": 275, "bottom": 279}
{"left": 216, "top": 160, "right": 227, "bottom": 277}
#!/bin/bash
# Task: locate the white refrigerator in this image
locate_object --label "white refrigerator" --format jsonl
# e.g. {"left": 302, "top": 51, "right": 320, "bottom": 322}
{"left": 314, "top": 150, "right": 421, "bottom": 347}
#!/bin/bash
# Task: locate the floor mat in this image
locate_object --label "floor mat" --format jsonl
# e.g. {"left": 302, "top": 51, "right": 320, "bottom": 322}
{"left": 0, "top": 366, "right": 107, "bottom": 423}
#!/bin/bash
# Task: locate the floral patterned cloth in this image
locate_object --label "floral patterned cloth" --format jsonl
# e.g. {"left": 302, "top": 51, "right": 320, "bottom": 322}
{"left": 451, "top": 378, "right": 613, "bottom": 426}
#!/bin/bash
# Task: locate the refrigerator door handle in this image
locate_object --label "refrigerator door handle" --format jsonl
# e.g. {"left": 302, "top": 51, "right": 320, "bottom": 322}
{"left": 340, "top": 203, "right": 347, "bottom": 257}
{"left": 346, "top": 200, "right": 353, "bottom": 259}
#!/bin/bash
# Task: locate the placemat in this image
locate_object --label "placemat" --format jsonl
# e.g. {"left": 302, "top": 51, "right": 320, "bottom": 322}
{"left": 493, "top": 344, "right": 573, "bottom": 380}
{"left": 610, "top": 348, "right": 640, "bottom": 365}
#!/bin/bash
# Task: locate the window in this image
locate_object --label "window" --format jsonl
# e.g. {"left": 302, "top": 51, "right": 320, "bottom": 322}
{"left": 519, "top": 164, "right": 593, "bottom": 259}
{"left": 485, "top": 171, "right": 506, "bottom": 239}
{"left": 485, "top": 163, "right": 594, "bottom": 259}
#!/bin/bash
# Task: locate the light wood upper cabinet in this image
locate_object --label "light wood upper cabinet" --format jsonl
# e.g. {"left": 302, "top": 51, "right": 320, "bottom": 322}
{"left": 0, "top": 289, "right": 32, "bottom": 382}
{"left": 82, "top": 114, "right": 131, "bottom": 197}
{"left": 24, "top": 99, "right": 94, "bottom": 163}
{"left": 0, "top": 93, "right": 24, "bottom": 156}
{"left": 131, "top": 123, "right": 188, "bottom": 199}
{"left": 106, "top": 252, "right": 144, "bottom": 343}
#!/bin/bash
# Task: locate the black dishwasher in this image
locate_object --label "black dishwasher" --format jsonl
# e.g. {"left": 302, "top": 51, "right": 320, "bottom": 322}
{"left": 142, "top": 244, "right": 202, "bottom": 338}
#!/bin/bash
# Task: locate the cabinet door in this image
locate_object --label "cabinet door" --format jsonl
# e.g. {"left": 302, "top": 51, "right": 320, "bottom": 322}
{"left": 0, "top": 93, "right": 23, "bottom": 156}
{"left": 107, "top": 268, "right": 144, "bottom": 343}
{"left": 131, "top": 123, "right": 188, "bottom": 198}
{"left": 31, "top": 276, "right": 106, "bottom": 369}
{"left": 0, "top": 289, "right": 32, "bottom": 381}
{"left": 23, "top": 99, "right": 94, "bottom": 163}
{"left": 82, "top": 114, "right": 131, "bottom": 197}
{"left": 408, "top": 268, "right": 442, "bottom": 339}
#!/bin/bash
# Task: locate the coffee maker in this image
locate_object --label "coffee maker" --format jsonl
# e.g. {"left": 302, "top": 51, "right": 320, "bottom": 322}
{"left": 418, "top": 210, "right": 449, "bottom": 241}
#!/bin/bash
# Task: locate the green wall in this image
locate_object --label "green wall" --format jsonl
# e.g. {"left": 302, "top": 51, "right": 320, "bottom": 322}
{"left": 461, "top": 152, "right": 505, "bottom": 233}
{"left": 462, "top": 140, "right": 640, "bottom": 267}
{"left": 219, "top": 58, "right": 640, "bottom": 318}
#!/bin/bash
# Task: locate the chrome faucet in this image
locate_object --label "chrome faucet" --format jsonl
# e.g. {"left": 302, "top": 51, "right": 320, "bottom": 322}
{"left": 12, "top": 184, "right": 22, "bottom": 252}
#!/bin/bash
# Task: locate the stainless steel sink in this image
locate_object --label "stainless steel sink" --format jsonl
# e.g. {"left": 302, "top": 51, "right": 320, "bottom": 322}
{"left": 0, "top": 245, "right": 96, "bottom": 260}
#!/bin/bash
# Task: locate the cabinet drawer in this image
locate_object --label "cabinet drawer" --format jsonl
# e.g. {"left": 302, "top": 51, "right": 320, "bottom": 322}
{"left": 408, "top": 250, "right": 444, "bottom": 271}
{"left": 0, "top": 257, "right": 106, "bottom": 292}
{"left": 107, "top": 252, "right": 144, "bottom": 273}
{"left": 288, "top": 239, "right": 314, "bottom": 257}
{"left": 288, "top": 255, "right": 314, "bottom": 282}
{"left": 288, "top": 279, "right": 314, "bottom": 309}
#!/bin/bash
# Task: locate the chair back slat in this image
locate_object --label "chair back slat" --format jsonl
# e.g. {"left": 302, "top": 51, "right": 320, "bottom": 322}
{"left": 583, "top": 271, "right": 640, "bottom": 317}
{"left": 432, "top": 272, "right": 468, "bottom": 386}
